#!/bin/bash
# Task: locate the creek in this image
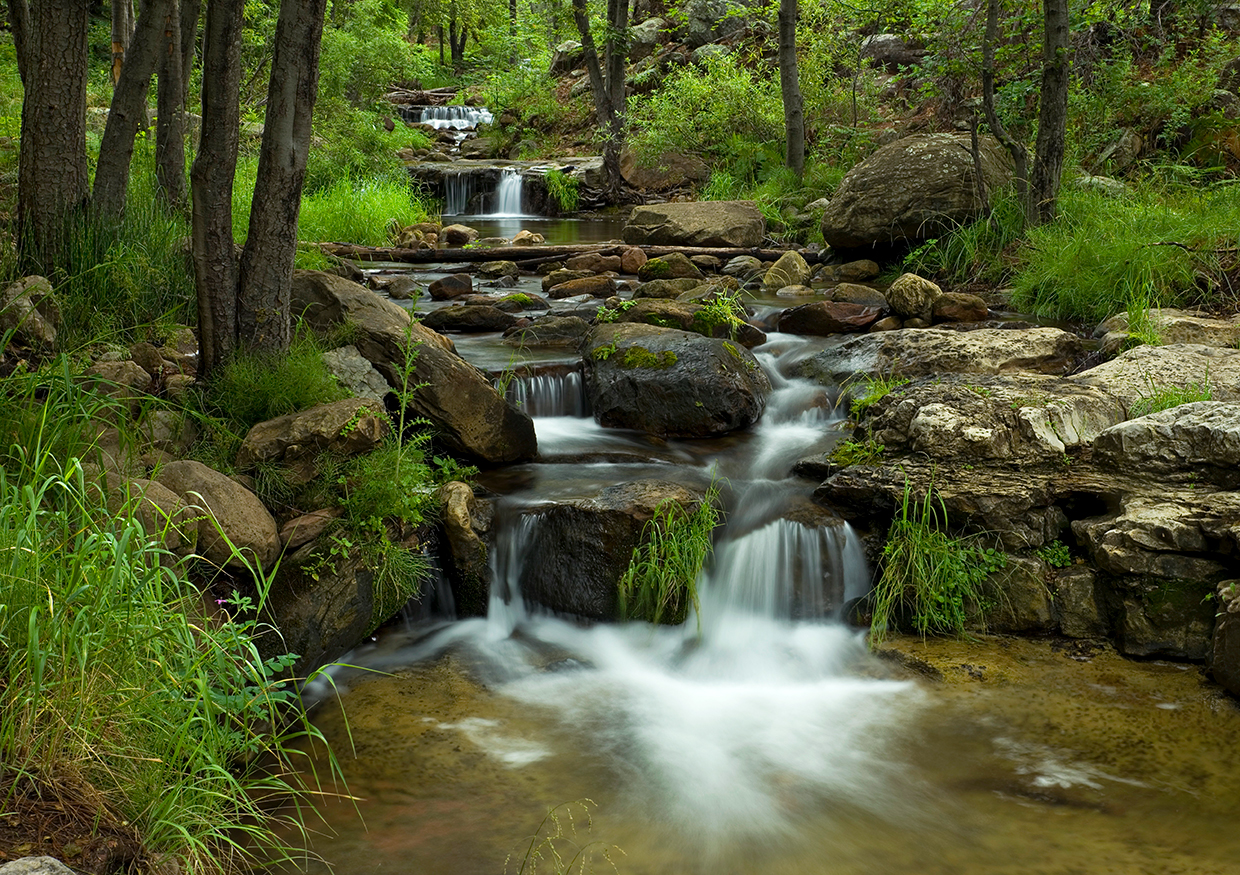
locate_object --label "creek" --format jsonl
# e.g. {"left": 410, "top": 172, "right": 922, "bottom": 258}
{"left": 283, "top": 209, "right": 1240, "bottom": 875}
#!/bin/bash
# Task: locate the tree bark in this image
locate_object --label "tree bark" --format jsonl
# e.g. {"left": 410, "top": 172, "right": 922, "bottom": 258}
{"left": 235, "top": 0, "right": 327, "bottom": 356}
{"left": 156, "top": 0, "right": 188, "bottom": 211}
{"left": 111, "top": 0, "right": 133, "bottom": 86}
{"left": 17, "top": 0, "right": 90, "bottom": 269}
{"left": 94, "top": 0, "right": 170, "bottom": 220}
{"left": 982, "top": 0, "right": 1028, "bottom": 224}
{"left": 572, "top": 0, "right": 626, "bottom": 199}
{"left": 778, "top": 0, "right": 804, "bottom": 177}
{"left": 191, "top": 0, "right": 244, "bottom": 375}
{"left": 1030, "top": 0, "right": 1070, "bottom": 226}
{"left": 7, "top": 0, "right": 32, "bottom": 84}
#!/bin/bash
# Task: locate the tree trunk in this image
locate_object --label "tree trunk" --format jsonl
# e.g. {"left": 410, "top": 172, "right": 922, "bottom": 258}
{"left": 111, "top": 0, "right": 133, "bottom": 86}
{"left": 438, "top": 25, "right": 445, "bottom": 65}
{"left": 7, "top": 0, "right": 31, "bottom": 84}
{"left": 190, "top": 0, "right": 244, "bottom": 375}
{"left": 180, "top": 0, "right": 201, "bottom": 102}
{"left": 94, "top": 0, "right": 170, "bottom": 220}
{"left": 235, "top": 0, "right": 327, "bottom": 357}
{"left": 572, "top": 0, "right": 626, "bottom": 199}
{"left": 778, "top": 0, "right": 804, "bottom": 177}
{"left": 982, "top": 0, "right": 1028, "bottom": 224}
{"left": 17, "top": 0, "right": 90, "bottom": 269}
{"left": 1029, "top": 0, "right": 1070, "bottom": 226}
{"left": 156, "top": 0, "right": 188, "bottom": 211}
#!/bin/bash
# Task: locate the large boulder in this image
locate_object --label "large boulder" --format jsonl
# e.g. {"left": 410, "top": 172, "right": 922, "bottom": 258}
{"left": 1092, "top": 402, "right": 1240, "bottom": 488}
{"left": 796, "top": 327, "right": 1084, "bottom": 384}
{"left": 623, "top": 201, "right": 766, "bottom": 248}
{"left": 236, "top": 398, "right": 388, "bottom": 470}
{"left": 421, "top": 304, "right": 519, "bottom": 332}
{"left": 619, "top": 147, "right": 711, "bottom": 191}
{"left": 154, "top": 460, "right": 280, "bottom": 570}
{"left": 435, "top": 481, "right": 493, "bottom": 617}
{"left": 549, "top": 40, "right": 585, "bottom": 75}
{"left": 291, "top": 271, "right": 536, "bottom": 464}
{"left": 585, "top": 323, "right": 770, "bottom": 437}
{"left": 820, "top": 134, "right": 1014, "bottom": 248}
{"left": 0, "top": 276, "right": 60, "bottom": 349}
{"left": 322, "top": 345, "right": 391, "bottom": 402}
{"left": 628, "top": 17, "right": 665, "bottom": 63}
{"left": 761, "top": 250, "right": 813, "bottom": 292}
{"left": 1209, "top": 580, "right": 1240, "bottom": 697}
{"left": 1071, "top": 343, "right": 1240, "bottom": 412}
{"left": 777, "top": 301, "right": 881, "bottom": 335}
{"left": 859, "top": 34, "right": 925, "bottom": 71}
{"left": 517, "top": 480, "right": 705, "bottom": 620}
{"left": 1093, "top": 308, "right": 1240, "bottom": 353}
{"left": 638, "top": 252, "right": 703, "bottom": 281}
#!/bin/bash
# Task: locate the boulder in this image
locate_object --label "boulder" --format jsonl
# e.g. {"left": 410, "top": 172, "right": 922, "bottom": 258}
{"left": 1093, "top": 402, "right": 1240, "bottom": 488}
{"left": 503, "top": 315, "right": 591, "bottom": 348}
{"left": 619, "top": 147, "right": 711, "bottom": 191}
{"left": 512, "top": 229, "right": 546, "bottom": 246}
{"left": 428, "top": 273, "right": 473, "bottom": 300}
{"left": 638, "top": 251, "right": 703, "bottom": 281}
{"left": 972, "top": 557, "right": 1056, "bottom": 634}
{"left": 108, "top": 476, "right": 196, "bottom": 555}
{"left": 859, "top": 34, "right": 925, "bottom": 71}
{"left": 885, "top": 273, "right": 943, "bottom": 321}
{"left": 549, "top": 40, "right": 585, "bottom": 76}
{"left": 441, "top": 223, "right": 479, "bottom": 246}
{"left": 778, "top": 301, "right": 881, "bottom": 335}
{"left": 585, "top": 323, "right": 770, "bottom": 437}
{"left": 1071, "top": 343, "right": 1240, "bottom": 412}
{"left": 822, "top": 260, "right": 881, "bottom": 283}
{"left": 565, "top": 253, "right": 623, "bottom": 273}
{"left": 478, "top": 260, "right": 520, "bottom": 279}
{"left": 831, "top": 283, "right": 889, "bottom": 310}
{"left": 292, "top": 271, "right": 537, "bottom": 464}
{"left": 634, "top": 278, "right": 704, "bottom": 299}
{"left": 932, "top": 291, "right": 989, "bottom": 323}
{"left": 384, "top": 277, "right": 424, "bottom": 302}
{"left": 776, "top": 284, "right": 816, "bottom": 297}
{"left": 723, "top": 255, "right": 765, "bottom": 278}
{"left": 628, "top": 17, "right": 665, "bottom": 63}
{"left": 0, "top": 276, "right": 60, "bottom": 349}
{"left": 1209, "top": 580, "right": 1240, "bottom": 697}
{"left": 280, "top": 507, "right": 342, "bottom": 551}
{"left": 623, "top": 201, "right": 766, "bottom": 248}
{"left": 322, "top": 345, "right": 391, "bottom": 403}
{"left": 542, "top": 269, "right": 596, "bottom": 292}
{"left": 821, "top": 134, "right": 1014, "bottom": 248}
{"left": 517, "top": 479, "right": 705, "bottom": 620}
{"left": 436, "top": 481, "right": 493, "bottom": 617}
{"left": 1094, "top": 308, "right": 1240, "bottom": 354}
{"left": 796, "top": 327, "right": 1084, "bottom": 384}
{"left": 761, "top": 250, "right": 813, "bottom": 292}
{"left": 607, "top": 298, "right": 702, "bottom": 333}
{"left": 237, "top": 398, "right": 388, "bottom": 470}
{"left": 154, "top": 460, "right": 280, "bottom": 570}
{"left": 547, "top": 276, "right": 617, "bottom": 299}
{"left": 620, "top": 246, "right": 648, "bottom": 274}
{"left": 421, "top": 304, "right": 519, "bottom": 332}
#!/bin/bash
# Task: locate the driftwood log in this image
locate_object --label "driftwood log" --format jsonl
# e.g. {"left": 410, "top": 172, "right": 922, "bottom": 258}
{"left": 319, "top": 242, "right": 822, "bottom": 268}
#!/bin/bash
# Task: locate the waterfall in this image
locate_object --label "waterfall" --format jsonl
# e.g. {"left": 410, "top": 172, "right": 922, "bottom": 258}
{"left": 442, "top": 169, "right": 526, "bottom": 217}
{"left": 504, "top": 370, "right": 587, "bottom": 417}
{"left": 492, "top": 169, "right": 524, "bottom": 216}
{"left": 443, "top": 173, "right": 476, "bottom": 215}
{"left": 418, "top": 105, "right": 494, "bottom": 130}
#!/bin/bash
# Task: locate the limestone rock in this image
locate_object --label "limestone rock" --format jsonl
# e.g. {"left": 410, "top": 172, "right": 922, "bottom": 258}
{"left": 436, "top": 481, "right": 492, "bottom": 617}
{"left": 777, "top": 301, "right": 881, "bottom": 335}
{"left": 1071, "top": 343, "right": 1240, "bottom": 412}
{"left": 236, "top": 398, "right": 389, "bottom": 470}
{"left": 638, "top": 251, "right": 703, "bottom": 281}
{"left": 932, "top": 291, "right": 989, "bottom": 323}
{"left": 155, "top": 460, "right": 280, "bottom": 570}
{"left": 322, "top": 345, "right": 391, "bottom": 403}
{"left": 1093, "top": 402, "right": 1240, "bottom": 487}
{"left": 761, "top": 250, "right": 812, "bottom": 292}
{"left": 623, "top": 201, "right": 766, "bottom": 248}
{"left": 831, "top": 283, "right": 889, "bottom": 310}
{"left": 1208, "top": 579, "right": 1240, "bottom": 697}
{"left": 885, "top": 273, "right": 942, "bottom": 321}
{"left": 0, "top": 276, "right": 59, "bottom": 349}
{"left": 428, "top": 273, "right": 473, "bottom": 300}
{"left": 1094, "top": 308, "right": 1240, "bottom": 355}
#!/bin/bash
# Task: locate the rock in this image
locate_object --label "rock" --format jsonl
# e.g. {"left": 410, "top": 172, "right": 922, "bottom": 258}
{"left": 885, "top": 273, "right": 943, "bottom": 321}
{"left": 547, "top": 276, "right": 617, "bottom": 299}
{"left": 155, "top": 460, "right": 280, "bottom": 570}
{"left": 620, "top": 246, "right": 648, "bottom": 274}
{"left": 108, "top": 476, "right": 196, "bottom": 555}
{"left": 634, "top": 277, "right": 703, "bottom": 299}
{"left": 1055, "top": 566, "right": 1108, "bottom": 638}
{"left": 511, "top": 229, "right": 545, "bottom": 246}
{"left": 821, "top": 134, "right": 1014, "bottom": 248}
{"left": 84, "top": 360, "right": 152, "bottom": 413}
{"left": 822, "top": 259, "right": 881, "bottom": 283}
{"left": 690, "top": 254, "right": 721, "bottom": 272}
{"left": 629, "top": 17, "right": 665, "bottom": 63}
{"left": 421, "top": 304, "right": 519, "bottom": 332}
{"left": 1112, "top": 577, "right": 1217, "bottom": 660}
{"left": 566, "top": 253, "right": 623, "bottom": 273}
{"left": 796, "top": 327, "right": 1084, "bottom": 384}
{"left": 502, "top": 315, "right": 592, "bottom": 348}
{"left": 859, "top": 33, "right": 925, "bottom": 71}
{"left": 0, "top": 859, "right": 77, "bottom": 875}
{"left": 1073, "top": 175, "right": 1129, "bottom": 197}
{"left": 435, "top": 482, "right": 493, "bottom": 617}
{"left": 675, "top": 0, "right": 742, "bottom": 47}
{"left": 973, "top": 557, "right": 1056, "bottom": 634}
{"left": 428, "top": 273, "right": 473, "bottom": 300}
{"left": 932, "top": 291, "right": 989, "bottom": 323}
{"left": 518, "top": 479, "right": 706, "bottom": 620}
{"left": 870, "top": 316, "right": 902, "bottom": 332}
{"left": 458, "top": 137, "right": 499, "bottom": 159}
{"left": 549, "top": 40, "right": 585, "bottom": 75}
{"left": 1071, "top": 343, "right": 1240, "bottom": 412}
{"left": 322, "top": 344, "right": 392, "bottom": 403}
{"left": 831, "top": 282, "right": 889, "bottom": 310}
{"left": 776, "top": 284, "right": 816, "bottom": 297}
{"left": 778, "top": 301, "right": 881, "bottom": 335}
{"left": 1208, "top": 580, "right": 1240, "bottom": 697}
{"left": 623, "top": 201, "right": 766, "bottom": 248}
{"left": 638, "top": 251, "right": 704, "bottom": 281}
{"left": 280, "top": 507, "right": 342, "bottom": 551}
{"left": 585, "top": 323, "right": 770, "bottom": 437}
{"left": 723, "top": 255, "right": 765, "bottom": 278}
{"left": 607, "top": 298, "right": 703, "bottom": 333}
{"left": 541, "top": 269, "right": 596, "bottom": 292}
{"left": 619, "top": 147, "right": 711, "bottom": 191}
{"left": 1093, "top": 402, "right": 1240, "bottom": 488}
{"left": 0, "top": 276, "right": 59, "bottom": 349}
{"left": 236, "top": 399, "right": 388, "bottom": 471}
{"left": 292, "top": 271, "right": 536, "bottom": 464}
{"left": 490, "top": 292, "right": 551, "bottom": 312}
{"left": 441, "top": 223, "right": 479, "bottom": 246}
{"left": 1094, "top": 308, "right": 1240, "bottom": 354}
{"left": 478, "top": 260, "right": 519, "bottom": 279}
{"left": 761, "top": 250, "right": 812, "bottom": 292}
{"left": 382, "top": 276, "right": 422, "bottom": 300}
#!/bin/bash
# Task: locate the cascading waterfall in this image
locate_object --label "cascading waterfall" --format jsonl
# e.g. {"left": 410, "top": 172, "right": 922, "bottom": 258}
{"left": 492, "top": 169, "right": 524, "bottom": 216}
{"left": 503, "top": 370, "right": 587, "bottom": 417}
{"left": 418, "top": 105, "right": 494, "bottom": 130}
{"left": 443, "top": 173, "right": 477, "bottom": 215}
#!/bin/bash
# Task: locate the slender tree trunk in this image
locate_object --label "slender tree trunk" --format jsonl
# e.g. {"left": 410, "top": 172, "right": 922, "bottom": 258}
{"left": 778, "top": 0, "right": 804, "bottom": 177}
{"left": 235, "top": 0, "right": 327, "bottom": 356}
{"left": 156, "top": 0, "right": 188, "bottom": 210}
{"left": 7, "top": 0, "right": 31, "bottom": 84}
{"left": 17, "top": 0, "right": 90, "bottom": 269}
{"left": 982, "top": 0, "right": 1028, "bottom": 224}
{"left": 438, "top": 25, "right": 445, "bottom": 65}
{"left": 191, "top": 0, "right": 244, "bottom": 375}
{"left": 111, "top": 0, "right": 133, "bottom": 86}
{"left": 572, "top": 0, "right": 626, "bottom": 198}
{"left": 180, "top": 0, "right": 201, "bottom": 102}
{"left": 1030, "top": 0, "right": 1070, "bottom": 225}
{"left": 94, "top": 0, "right": 170, "bottom": 219}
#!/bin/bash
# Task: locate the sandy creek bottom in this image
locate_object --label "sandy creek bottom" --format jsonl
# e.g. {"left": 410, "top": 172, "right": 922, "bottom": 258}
{"left": 279, "top": 627, "right": 1240, "bottom": 875}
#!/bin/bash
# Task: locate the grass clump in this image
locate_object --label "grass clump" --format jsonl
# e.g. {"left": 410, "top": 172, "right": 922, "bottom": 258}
{"left": 830, "top": 438, "right": 884, "bottom": 467}
{"left": 298, "top": 174, "right": 433, "bottom": 246}
{"left": 544, "top": 169, "right": 580, "bottom": 213}
{"left": 618, "top": 480, "right": 722, "bottom": 626}
{"left": 1129, "top": 376, "right": 1213, "bottom": 417}
{"left": 847, "top": 373, "right": 910, "bottom": 420}
{"left": 869, "top": 482, "right": 1007, "bottom": 645}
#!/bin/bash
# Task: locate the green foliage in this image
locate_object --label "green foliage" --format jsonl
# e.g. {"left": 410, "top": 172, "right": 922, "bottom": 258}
{"left": 0, "top": 365, "right": 340, "bottom": 874}
{"left": 830, "top": 438, "right": 885, "bottom": 467}
{"left": 691, "top": 291, "right": 746, "bottom": 338}
{"left": 901, "top": 190, "right": 1028, "bottom": 286}
{"left": 1009, "top": 182, "right": 1240, "bottom": 323}
{"left": 847, "top": 373, "right": 910, "bottom": 420}
{"left": 544, "top": 169, "right": 580, "bottom": 213}
{"left": 299, "top": 175, "right": 432, "bottom": 246}
{"left": 595, "top": 300, "right": 637, "bottom": 323}
{"left": 1129, "top": 376, "right": 1213, "bottom": 417}
{"left": 1035, "top": 539, "right": 1072, "bottom": 569}
{"left": 870, "top": 482, "right": 1007, "bottom": 645}
{"left": 618, "top": 481, "right": 722, "bottom": 627}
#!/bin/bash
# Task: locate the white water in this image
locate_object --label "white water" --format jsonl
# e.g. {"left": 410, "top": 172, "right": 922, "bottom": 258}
{"left": 443, "top": 168, "right": 526, "bottom": 217}
{"left": 504, "top": 370, "right": 587, "bottom": 417}
{"left": 492, "top": 169, "right": 525, "bottom": 216}
{"left": 419, "top": 104, "right": 494, "bottom": 130}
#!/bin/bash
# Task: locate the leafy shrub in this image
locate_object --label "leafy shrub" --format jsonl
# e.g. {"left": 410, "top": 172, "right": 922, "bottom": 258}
{"left": 1035, "top": 539, "right": 1072, "bottom": 568}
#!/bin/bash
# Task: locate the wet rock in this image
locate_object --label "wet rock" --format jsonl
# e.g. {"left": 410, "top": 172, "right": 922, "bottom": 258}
{"left": 547, "top": 276, "right": 617, "bottom": 299}
{"left": 155, "top": 460, "right": 280, "bottom": 570}
{"left": 236, "top": 399, "right": 388, "bottom": 470}
{"left": 1112, "top": 577, "right": 1217, "bottom": 660}
{"left": 566, "top": 253, "right": 623, "bottom": 273}
{"left": 323, "top": 345, "right": 391, "bottom": 403}
{"left": 382, "top": 276, "right": 423, "bottom": 300}
{"left": 585, "top": 323, "right": 770, "bottom": 438}
{"left": 441, "top": 223, "right": 479, "bottom": 246}
{"left": 422, "top": 304, "right": 519, "bottom": 333}
{"left": 623, "top": 201, "right": 766, "bottom": 248}
{"left": 638, "top": 251, "right": 703, "bottom": 281}
{"left": 511, "top": 229, "right": 545, "bottom": 246}
{"left": 541, "top": 269, "right": 596, "bottom": 292}
{"left": 620, "top": 246, "right": 648, "bottom": 274}
{"left": 831, "top": 282, "right": 889, "bottom": 310}
{"left": 436, "top": 481, "right": 492, "bottom": 617}
{"left": 1208, "top": 579, "right": 1240, "bottom": 696}
{"left": 885, "top": 273, "right": 943, "bottom": 321}
{"left": 428, "top": 273, "right": 473, "bottom": 300}
{"left": 478, "top": 260, "right": 519, "bottom": 279}
{"left": 1055, "top": 566, "right": 1109, "bottom": 638}
{"left": 778, "top": 301, "right": 881, "bottom": 335}
{"left": 1093, "top": 402, "right": 1240, "bottom": 488}
{"left": 932, "top": 292, "right": 989, "bottom": 323}
{"left": 487, "top": 291, "right": 552, "bottom": 312}
{"left": 762, "top": 250, "right": 812, "bottom": 292}
{"left": 821, "top": 259, "right": 881, "bottom": 283}
{"left": 776, "top": 284, "right": 816, "bottom": 297}
{"left": 821, "top": 134, "right": 1014, "bottom": 248}
{"left": 796, "top": 327, "right": 1084, "bottom": 384}
{"left": 723, "top": 255, "right": 765, "bottom": 279}
{"left": 869, "top": 315, "right": 902, "bottom": 332}
{"left": 502, "top": 315, "right": 592, "bottom": 348}
{"left": 634, "top": 277, "right": 703, "bottom": 299}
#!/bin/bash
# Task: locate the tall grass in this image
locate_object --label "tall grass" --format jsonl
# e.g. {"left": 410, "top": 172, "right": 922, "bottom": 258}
{"left": 298, "top": 174, "right": 432, "bottom": 246}
{"left": 0, "top": 363, "right": 342, "bottom": 874}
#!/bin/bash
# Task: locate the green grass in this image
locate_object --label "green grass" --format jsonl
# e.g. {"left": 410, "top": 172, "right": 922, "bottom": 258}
{"left": 617, "top": 480, "right": 722, "bottom": 627}
{"left": 298, "top": 174, "right": 433, "bottom": 246}
{"left": 847, "top": 373, "right": 910, "bottom": 420}
{"left": 830, "top": 438, "right": 885, "bottom": 466}
{"left": 869, "top": 482, "right": 1007, "bottom": 645}
{"left": 1129, "top": 376, "right": 1213, "bottom": 417}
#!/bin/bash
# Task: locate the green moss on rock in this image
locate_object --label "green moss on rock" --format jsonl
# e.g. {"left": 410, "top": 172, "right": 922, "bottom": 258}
{"left": 619, "top": 346, "right": 678, "bottom": 369}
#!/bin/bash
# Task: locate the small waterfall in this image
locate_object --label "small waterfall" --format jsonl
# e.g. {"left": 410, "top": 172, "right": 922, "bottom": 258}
{"left": 504, "top": 370, "right": 587, "bottom": 417}
{"left": 418, "top": 105, "right": 494, "bottom": 130}
{"left": 492, "top": 169, "right": 524, "bottom": 216}
{"left": 443, "top": 173, "right": 477, "bottom": 215}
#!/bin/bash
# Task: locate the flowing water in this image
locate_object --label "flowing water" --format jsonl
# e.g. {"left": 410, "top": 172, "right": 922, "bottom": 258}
{"left": 282, "top": 217, "right": 1240, "bottom": 875}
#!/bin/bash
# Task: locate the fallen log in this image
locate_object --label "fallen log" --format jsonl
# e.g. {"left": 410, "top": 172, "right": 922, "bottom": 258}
{"left": 319, "top": 241, "right": 822, "bottom": 266}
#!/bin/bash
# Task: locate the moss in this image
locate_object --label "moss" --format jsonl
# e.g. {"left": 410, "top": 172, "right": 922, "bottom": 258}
{"left": 645, "top": 314, "right": 682, "bottom": 329}
{"left": 642, "top": 259, "right": 672, "bottom": 278}
{"left": 619, "top": 345, "right": 678, "bottom": 369}
{"left": 501, "top": 293, "right": 533, "bottom": 306}
{"left": 722, "top": 340, "right": 743, "bottom": 360}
